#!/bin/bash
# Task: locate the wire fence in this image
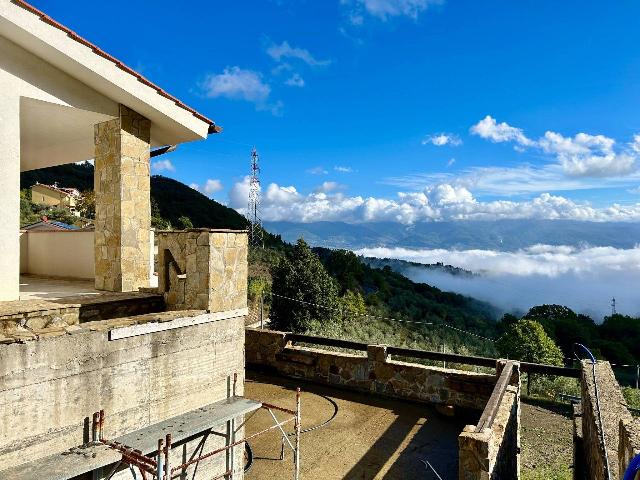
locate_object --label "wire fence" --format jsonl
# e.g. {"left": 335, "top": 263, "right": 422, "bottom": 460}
{"left": 266, "top": 291, "right": 496, "bottom": 343}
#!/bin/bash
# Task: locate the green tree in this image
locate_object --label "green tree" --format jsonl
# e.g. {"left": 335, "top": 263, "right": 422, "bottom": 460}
{"left": 270, "top": 238, "right": 340, "bottom": 332}
{"left": 20, "top": 189, "right": 38, "bottom": 226}
{"left": 77, "top": 190, "right": 95, "bottom": 219}
{"left": 341, "top": 290, "right": 367, "bottom": 320}
{"left": 151, "top": 197, "right": 171, "bottom": 230}
{"left": 524, "top": 304, "right": 596, "bottom": 356}
{"left": 177, "top": 215, "right": 193, "bottom": 229}
{"left": 497, "top": 319, "right": 563, "bottom": 365}
{"left": 497, "top": 319, "right": 564, "bottom": 395}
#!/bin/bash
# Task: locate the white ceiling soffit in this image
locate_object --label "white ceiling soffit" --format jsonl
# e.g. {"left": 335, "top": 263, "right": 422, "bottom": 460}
{"left": 0, "top": 0, "right": 212, "bottom": 146}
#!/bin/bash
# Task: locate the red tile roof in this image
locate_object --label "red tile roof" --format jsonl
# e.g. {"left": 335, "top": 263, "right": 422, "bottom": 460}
{"left": 12, "top": 0, "right": 219, "bottom": 131}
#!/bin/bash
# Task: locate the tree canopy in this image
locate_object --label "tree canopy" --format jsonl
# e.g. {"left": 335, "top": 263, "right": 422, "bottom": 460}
{"left": 270, "top": 239, "right": 340, "bottom": 332}
{"left": 496, "top": 319, "right": 563, "bottom": 366}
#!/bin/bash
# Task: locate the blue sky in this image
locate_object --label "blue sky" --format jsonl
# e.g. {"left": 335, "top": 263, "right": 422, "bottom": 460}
{"left": 35, "top": 0, "right": 640, "bottom": 223}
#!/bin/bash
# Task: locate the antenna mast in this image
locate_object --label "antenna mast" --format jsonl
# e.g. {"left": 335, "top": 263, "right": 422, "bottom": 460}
{"left": 247, "top": 147, "right": 264, "bottom": 248}
{"left": 611, "top": 297, "right": 617, "bottom": 316}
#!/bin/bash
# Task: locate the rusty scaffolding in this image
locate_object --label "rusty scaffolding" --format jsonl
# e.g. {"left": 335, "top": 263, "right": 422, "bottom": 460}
{"left": 92, "top": 377, "right": 302, "bottom": 480}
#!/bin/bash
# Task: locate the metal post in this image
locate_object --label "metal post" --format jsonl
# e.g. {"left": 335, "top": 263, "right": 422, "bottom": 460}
{"left": 92, "top": 412, "right": 99, "bottom": 443}
{"left": 260, "top": 293, "right": 264, "bottom": 329}
{"left": 294, "top": 387, "right": 301, "bottom": 480}
{"left": 157, "top": 438, "right": 164, "bottom": 480}
{"left": 99, "top": 409, "right": 105, "bottom": 441}
{"left": 233, "top": 372, "right": 238, "bottom": 397}
{"left": 164, "top": 434, "right": 171, "bottom": 480}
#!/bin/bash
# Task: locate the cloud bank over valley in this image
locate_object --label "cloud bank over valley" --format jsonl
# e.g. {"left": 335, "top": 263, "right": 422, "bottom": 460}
{"left": 356, "top": 244, "right": 640, "bottom": 320}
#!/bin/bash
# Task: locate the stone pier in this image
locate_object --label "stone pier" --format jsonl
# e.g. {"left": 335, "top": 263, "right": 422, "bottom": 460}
{"left": 94, "top": 104, "right": 151, "bottom": 292}
{"left": 157, "top": 229, "right": 248, "bottom": 312}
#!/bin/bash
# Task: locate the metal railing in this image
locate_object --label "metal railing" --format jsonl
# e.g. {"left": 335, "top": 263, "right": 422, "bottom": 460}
{"left": 283, "top": 332, "right": 581, "bottom": 377}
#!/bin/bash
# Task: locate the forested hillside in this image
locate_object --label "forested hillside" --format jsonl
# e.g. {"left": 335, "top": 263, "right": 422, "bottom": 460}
{"left": 20, "top": 163, "right": 640, "bottom": 387}
{"left": 21, "top": 162, "right": 246, "bottom": 230}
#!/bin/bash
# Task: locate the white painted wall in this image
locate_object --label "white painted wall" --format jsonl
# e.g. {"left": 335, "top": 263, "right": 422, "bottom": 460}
{"left": 0, "top": 34, "right": 116, "bottom": 299}
{"left": 20, "top": 230, "right": 95, "bottom": 279}
{"left": 19, "top": 230, "right": 156, "bottom": 282}
{"left": 0, "top": 95, "right": 20, "bottom": 300}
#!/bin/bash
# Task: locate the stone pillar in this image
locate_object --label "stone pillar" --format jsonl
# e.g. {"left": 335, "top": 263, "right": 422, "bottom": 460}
{"left": 0, "top": 98, "right": 20, "bottom": 301}
{"left": 94, "top": 105, "right": 151, "bottom": 292}
{"left": 157, "top": 229, "right": 248, "bottom": 312}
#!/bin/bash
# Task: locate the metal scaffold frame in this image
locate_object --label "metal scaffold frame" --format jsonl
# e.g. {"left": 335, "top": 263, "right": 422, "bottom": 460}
{"left": 92, "top": 375, "right": 302, "bottom": 480}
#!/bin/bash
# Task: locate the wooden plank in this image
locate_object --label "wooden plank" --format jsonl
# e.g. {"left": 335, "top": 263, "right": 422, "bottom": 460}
{"left": 0, "top": 397, "right": 261, "bottom": 480}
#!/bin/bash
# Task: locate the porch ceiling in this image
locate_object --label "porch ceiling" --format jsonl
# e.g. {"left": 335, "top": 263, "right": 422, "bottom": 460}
{"left": 19, "top": 97, "right": 113, "bottom": 171}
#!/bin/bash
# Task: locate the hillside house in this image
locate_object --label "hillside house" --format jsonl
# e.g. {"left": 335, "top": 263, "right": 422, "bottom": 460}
{"left": 0, "top": 0, "right": 221, "bottom": 301}
{"left": 30, "top": 182, "right": 81, "bottom": 215}
{"left": 0, "top": 2, "right": 258, "bottom": 480}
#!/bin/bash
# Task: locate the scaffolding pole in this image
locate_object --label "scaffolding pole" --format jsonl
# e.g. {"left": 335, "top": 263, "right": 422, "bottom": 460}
{"left": 92, "top": 384, "right": 302, "bottom": 480}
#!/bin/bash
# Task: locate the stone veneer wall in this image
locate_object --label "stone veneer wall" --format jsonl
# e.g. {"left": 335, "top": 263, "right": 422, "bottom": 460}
{"left": 458, "top": 362, "right": 520, "bottom": 480}
{"left": 157, "top": 229, "right": 248, "bottom": 312}
{"left": 579, "top": 361, "right": 634, "bottom": 480}
{"left": 94, "top": 104, "right": 151, "bottom": 292}
{"left": 246, "top": 328, "right": 496, "bottom": 410}
{"left": 0, "top": 311, "right": 246, "bottom": 479}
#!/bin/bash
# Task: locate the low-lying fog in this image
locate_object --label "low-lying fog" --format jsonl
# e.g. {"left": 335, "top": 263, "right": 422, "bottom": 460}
{"left": 355, "top": 245, "right": 640, "bottom": 321}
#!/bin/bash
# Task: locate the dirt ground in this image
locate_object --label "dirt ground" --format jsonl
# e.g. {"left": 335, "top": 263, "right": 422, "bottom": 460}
{"left": 244, "top": 371, "right": 474, "bottom": 480}
{"left": 520, "top": 399, "right": 574, "bottom": 480}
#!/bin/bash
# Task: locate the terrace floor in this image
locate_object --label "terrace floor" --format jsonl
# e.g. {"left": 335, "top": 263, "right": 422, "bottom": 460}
{"left": 245, "top": 371, "right": 475, "bottom": 480}
{"left": 19, "top": 275, "right": 100, "bottom": 301}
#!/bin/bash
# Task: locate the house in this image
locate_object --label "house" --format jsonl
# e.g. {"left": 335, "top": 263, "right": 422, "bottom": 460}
{"left": 0, "top": 0, "right": 221, "bottom": 301}
{"left": 0, "top": 2, "right": 258, "bottom": 480}
{"left": 30, "top": 182, "right": 81, "bottom": 216}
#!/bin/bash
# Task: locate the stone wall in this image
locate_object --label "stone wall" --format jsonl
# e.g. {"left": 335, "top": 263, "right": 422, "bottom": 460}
{"left": 0, "top": 312, "right": 246, "bottom": 479}
{"left": 579, "top": 361, "right": 634, "bottom": 480}
{"left": 619, "top": 418, "right": 640, "bottom": 479}
{"left": 458, "top": 362, "right": 520, "bottom": 480}
{"left": 246, "top": 328, "right": 496, "bottom": 410}
{"left": 94, "top": 104, "right": 151, "bottom": 292}
{"left": 157, "top": 229, "right": 248, "bottom": 313}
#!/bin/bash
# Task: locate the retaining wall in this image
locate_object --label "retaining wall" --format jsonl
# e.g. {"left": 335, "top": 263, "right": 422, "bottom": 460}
{"left": 579, "top": 361, "right": 635, "bottom": 480}
{"left": 0, "top": 311, "right": 246, "bottom": 479}
{"left": 246, "top": 328, "right": 496, "bottom": 410}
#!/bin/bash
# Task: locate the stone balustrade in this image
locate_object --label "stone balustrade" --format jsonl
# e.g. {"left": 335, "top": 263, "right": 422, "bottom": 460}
{"left": 157, "top": 229, "right": 248, "bottom": 313}
{"left": 246, "top": 328, "right": 496, "bottom": 410}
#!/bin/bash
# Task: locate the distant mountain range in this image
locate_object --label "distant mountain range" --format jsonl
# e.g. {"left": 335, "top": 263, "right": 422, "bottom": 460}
{"left": 265, "top": 220, "right": 640, "bottom": 251}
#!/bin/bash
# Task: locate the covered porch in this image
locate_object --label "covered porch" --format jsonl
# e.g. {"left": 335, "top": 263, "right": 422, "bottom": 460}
{"left": 0, "top": 0, "right": 218, "bottom": 301}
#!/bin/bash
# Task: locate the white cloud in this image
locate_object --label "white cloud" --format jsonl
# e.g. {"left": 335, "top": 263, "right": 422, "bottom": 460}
{"left": 334, "top": 166, "right": 354, "bottom": 173}
{"left": 285, "top": 73, "right": 305, "bottom": 87}
{"left": 342, "top": 0, "right": 443, "bottom": 21}
{"left": 356, "top": 245, "right": 640, "bottom": 318}
{"left": 202, "top": 67, "right": 270, "bottom": 102}
{"left": 229, "top": 176, "right": 640, "bottom": 224}
{"left": 447, "top": 158, "right": 456, "bottom": 167}
{"left": 201, "top": 67, "right": 282, "bottom": 115}
{"left": 204, "top": 179, "right": 224, "bottom": 196}
{"left": 229, "top": 176, "right": 252, "bottom": 210}
{"left": 267, "top": 41, "right": 331, "bottom": 67}
{"left": 189, "top": 183, "right": 200, "bottom": 191}
{"left": 422, "top": 133, "right": 462, "bottom": 147}
{"left": 314, "top": 181, "right": 346, "bottom": 193}
{"left": 307, "top": 166, "right": 328, "bottom": 175}
{"left": 151, "top": 159, "right": 175, "bottom": 172}
{"left": 539, "top": 131, "right": 636, "bottom": 177}
{"left": 470, "top": 115, "right": 534, "bottom": 146}
{"left": 471, "top": 115, "right": 640, "bottom": 178}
